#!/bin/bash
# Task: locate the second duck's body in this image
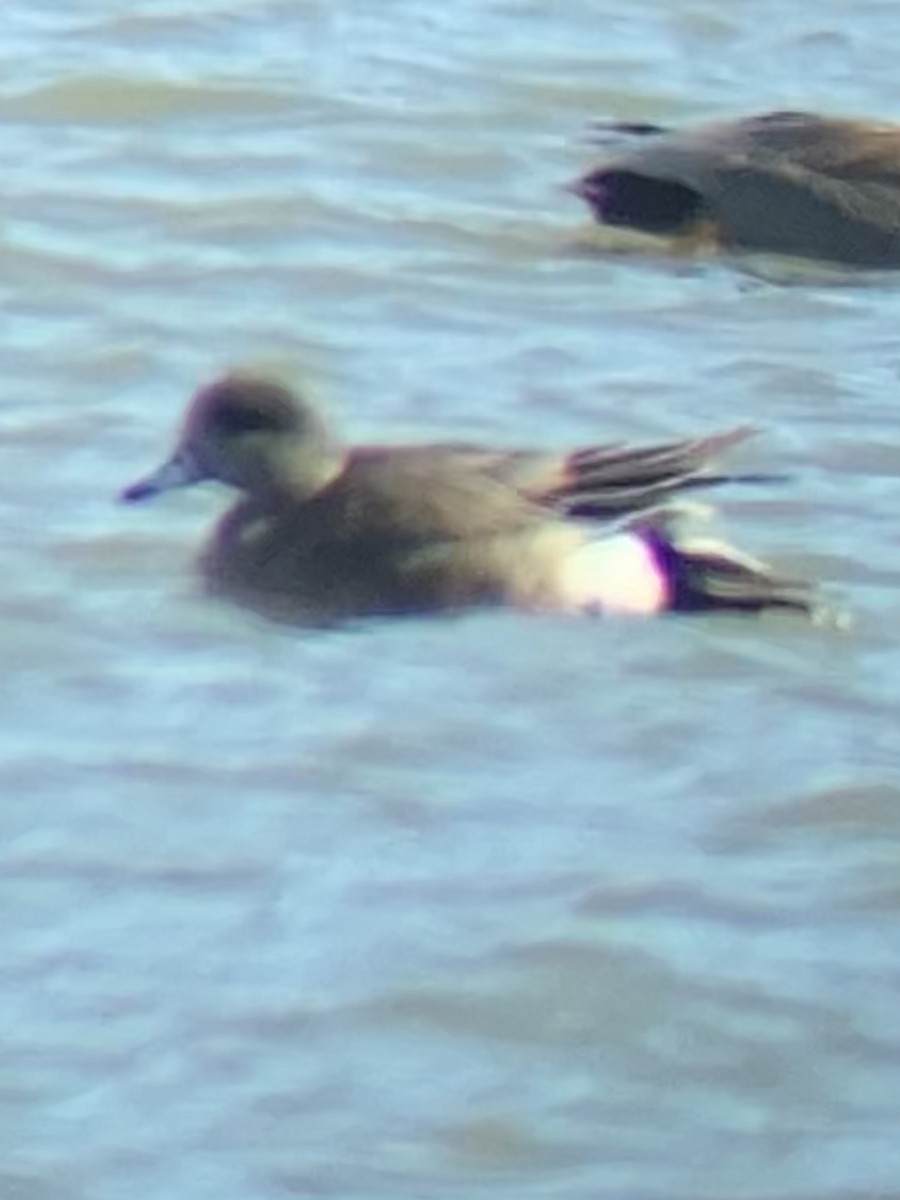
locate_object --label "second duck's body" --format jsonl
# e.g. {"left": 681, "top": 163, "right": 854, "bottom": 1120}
{"left": 573, "top": 111, "right": 900, "bottom": 267}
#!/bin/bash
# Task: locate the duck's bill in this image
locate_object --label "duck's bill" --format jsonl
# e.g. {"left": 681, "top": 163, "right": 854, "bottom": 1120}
{"left": 120, "top": 450, "right": 204, "bottom": 503}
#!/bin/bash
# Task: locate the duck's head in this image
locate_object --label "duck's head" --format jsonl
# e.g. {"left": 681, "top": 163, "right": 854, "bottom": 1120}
{"left": 121, "top": 374, "right": 342, "bottom": 504}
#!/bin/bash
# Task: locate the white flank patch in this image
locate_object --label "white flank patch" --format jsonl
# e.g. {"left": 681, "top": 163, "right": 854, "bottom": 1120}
{"left": 560, "top": 533, "right": 670, "bottom": 616}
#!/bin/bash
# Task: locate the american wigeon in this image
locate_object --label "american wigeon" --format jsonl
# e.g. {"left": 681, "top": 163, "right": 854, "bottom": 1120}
{"left": 571, "top": 111, "right": 900, "bottom": 267}
{"left": 121, "top": 374, "right": 815, "bottom": 622}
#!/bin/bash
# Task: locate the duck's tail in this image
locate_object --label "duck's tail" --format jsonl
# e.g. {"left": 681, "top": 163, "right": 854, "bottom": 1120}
{"left": 629, "top": 507, "right": 826, "bottom": 619}
{"left": 581, "top": 119, "right": 670, "bottom": 145}
{"left": 556, "top": 427, "right": 784, "bottom": 520}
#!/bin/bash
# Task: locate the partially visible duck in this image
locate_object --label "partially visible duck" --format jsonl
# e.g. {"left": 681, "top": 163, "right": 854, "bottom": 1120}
{"left": 571, "top": 111, "right": 900, "bottom": 267}
{"left": 121, "top": 373, "right": 815, "bottom": 623}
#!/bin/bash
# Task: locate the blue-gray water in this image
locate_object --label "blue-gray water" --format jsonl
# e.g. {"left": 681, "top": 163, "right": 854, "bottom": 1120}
{"left": 5, "top": 2, "right": 900, "bottom": 1198}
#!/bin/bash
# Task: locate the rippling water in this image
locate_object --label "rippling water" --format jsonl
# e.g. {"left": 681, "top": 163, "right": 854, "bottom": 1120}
{"left": 6, "top": 2, "right": 900, "bottom": 1198}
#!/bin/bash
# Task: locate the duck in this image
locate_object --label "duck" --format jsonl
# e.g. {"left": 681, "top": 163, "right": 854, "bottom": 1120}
{"left": 570, "top": 111, "right": 900, "bottom": 267}
{"left": 121, "top": 373, "right": 815, "bottom": 623}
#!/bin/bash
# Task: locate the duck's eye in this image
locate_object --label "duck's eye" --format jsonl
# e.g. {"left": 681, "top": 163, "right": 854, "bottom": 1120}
{"left": 213, "top": 403, "right": 279, "bottom": 436}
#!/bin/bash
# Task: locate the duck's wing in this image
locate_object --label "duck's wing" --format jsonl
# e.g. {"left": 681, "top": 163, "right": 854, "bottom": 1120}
{"left": 340, "top": 425, "right": 777, "bottom": 534}
{"left": 327, "top": 446, "right": 546, "bottom": 542}
{"left": 475, "top": 426, "right": 774, "bottom": 520}
{"left": 706, "top": 116, "right": 900, "bottom": 263}
{"left": 730, "top": 113, "right": 900, "bottom": 181}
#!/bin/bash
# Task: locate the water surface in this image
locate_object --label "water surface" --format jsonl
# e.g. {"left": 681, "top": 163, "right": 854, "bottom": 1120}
{"left": 5, "top": 2, "right": 900, "bottom": 1198}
